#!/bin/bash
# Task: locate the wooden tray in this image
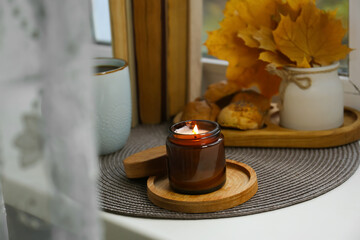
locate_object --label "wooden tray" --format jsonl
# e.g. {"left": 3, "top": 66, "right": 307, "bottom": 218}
{"left": 147, "top": 159, "right": 258, "bottom": 213}
{"left": 174, "top": 106, "right": 360, "bottom": 148}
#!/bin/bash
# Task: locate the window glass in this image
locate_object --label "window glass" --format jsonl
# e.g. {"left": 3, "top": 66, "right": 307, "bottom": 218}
{"left": 202, "top": 0, "right": 226, "bottom": 57}
{"left": 317, "top": 0, "right": 348, "bottom": 75}
{"left": 91, "top": 0, "right": 112, "bottom": 44}
{"left": 202, "top": 0, "right": 349, "bottom": 74}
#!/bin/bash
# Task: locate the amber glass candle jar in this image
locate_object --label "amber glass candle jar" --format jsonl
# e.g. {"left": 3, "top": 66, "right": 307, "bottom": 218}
{"left": 166, "top": 120, "right": 226, "bottom": 194}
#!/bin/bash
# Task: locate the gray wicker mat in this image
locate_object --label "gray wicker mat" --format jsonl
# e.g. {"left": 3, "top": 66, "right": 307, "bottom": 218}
{"left": 98, "top": 123, "right": 360, "bottom": 219}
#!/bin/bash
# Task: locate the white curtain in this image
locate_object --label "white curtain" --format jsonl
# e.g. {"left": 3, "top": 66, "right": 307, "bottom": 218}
{"left": 0, "top": 0, "right": 102, "bottom": 239}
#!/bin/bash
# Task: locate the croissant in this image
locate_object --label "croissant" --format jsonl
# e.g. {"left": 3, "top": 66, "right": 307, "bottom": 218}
{"left": 204, "top": 80, "right": 240, "bottom": 103}
{"left": 217, "top": 90, "right": 270, "bottom": 130}
{"left": 181, "top": 99, "right": 220, "bottom": 122}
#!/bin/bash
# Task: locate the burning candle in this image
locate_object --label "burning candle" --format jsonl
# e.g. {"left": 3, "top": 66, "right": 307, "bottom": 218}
{"left": 166, "top": 120, "right": 226, "bottom": 194}
{"left": 174, "top": 124, "right": 208, "bottom": 135}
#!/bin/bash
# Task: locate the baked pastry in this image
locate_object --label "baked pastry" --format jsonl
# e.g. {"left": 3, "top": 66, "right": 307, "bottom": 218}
{"left": 181, "top": 99, "right": 220, "bottom": 122}
{"left": 231, "top": 90, "right": 270, "bottom": 112}
{"left": 204, "top": 80, "right": 240, "bottom": 103}
{"left": 217, "top": 90, "right": 270, "bottom": 130}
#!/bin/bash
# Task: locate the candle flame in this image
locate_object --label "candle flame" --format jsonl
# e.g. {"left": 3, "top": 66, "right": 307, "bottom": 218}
{"left": 192, "top": 124, "right": 199, "bottom": 134}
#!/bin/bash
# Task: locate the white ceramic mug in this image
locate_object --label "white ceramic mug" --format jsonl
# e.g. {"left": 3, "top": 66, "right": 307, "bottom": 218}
{"left": 94, "top": 58, "right": 131, "bottom": 155}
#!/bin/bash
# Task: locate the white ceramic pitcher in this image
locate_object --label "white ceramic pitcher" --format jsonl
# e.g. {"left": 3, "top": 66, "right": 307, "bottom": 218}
{"left": 279, "top": 62, "right": 343, "bottom": 131}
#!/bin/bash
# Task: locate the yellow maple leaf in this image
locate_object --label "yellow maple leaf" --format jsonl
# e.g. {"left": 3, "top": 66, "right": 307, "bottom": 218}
{"left": 205, "top": 17, "right": 260, "bottom": 71}
{"left": 238, "top": 25, "right": 278, "bottom": 53}
{"left": 287, "top": 0, "right": 315, "bottom": 10}
{"left": 252, "top": 0, "right": 317, "bottom": 60}
{"left": 229, "top": 61, "right": 282, "bottom": 98}
{"left": 227, "top": 0, "right": 280, "bottom": 50}
{"left": 205, "top": 4, "right": 260, "bottom": 85}
{"left": 205, "top": 0, "right": 284, "bottom": 97}
{"left": 237, "top": 0, "right": 315, "bottom": 54}
{"left": 283, "top": 0, "right": 316, "bottom": 20}
{"left": 252, "top": 26, "right": 277, "bottom": 52}
{"left": 206, "top": 23, "right": 281, "bottom": 97}
{"left": 224, "top": 0, "right": 279, "bottom": 29}
{"left": 259, "top": 51, "right": 295, "bottom": 67}
{"left": 237, "top": 25, "right": 259, "bottom": 49}
{"left": 273, "top": 1, "right": 351, "bottom": 67}
{"left": 298, "top": 57, "right": 311, "bottom": 68}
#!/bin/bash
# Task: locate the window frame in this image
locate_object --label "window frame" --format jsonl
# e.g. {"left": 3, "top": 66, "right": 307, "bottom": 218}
{"left": 348, "top": 0, "right": 360, "bottom": 91}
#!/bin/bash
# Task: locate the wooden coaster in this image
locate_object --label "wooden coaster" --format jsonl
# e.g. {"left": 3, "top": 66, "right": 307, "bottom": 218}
{"left": 147, "top": 159, "right": 258, "bottom": 213}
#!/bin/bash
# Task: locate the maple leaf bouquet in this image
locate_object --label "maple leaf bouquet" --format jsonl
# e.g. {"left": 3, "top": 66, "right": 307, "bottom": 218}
{"left": 205, "top": 0, "right": 351, "bottom": 98}
{"left": 205, "top": 0, "right": 352, "bottom": 131}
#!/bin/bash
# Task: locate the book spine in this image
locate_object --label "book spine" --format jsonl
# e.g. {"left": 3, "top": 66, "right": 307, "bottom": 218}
{"left": 133, "top": 0, "right": 164, "bottom": 124}
{"left": 165, "top": 0, "right": 188, "bottom": 118}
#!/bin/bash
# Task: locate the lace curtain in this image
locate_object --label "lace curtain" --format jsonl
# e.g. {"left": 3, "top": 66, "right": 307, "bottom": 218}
{"left": 0, "top": 0, "right": 102, "bottom": 239}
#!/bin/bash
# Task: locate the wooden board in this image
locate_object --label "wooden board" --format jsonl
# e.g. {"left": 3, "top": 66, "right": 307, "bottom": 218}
{"left": 147, "top": 160, "right": 258, "bottom": 213}
{"left": 174, "top": 106, "right": 360, "bottom": 148}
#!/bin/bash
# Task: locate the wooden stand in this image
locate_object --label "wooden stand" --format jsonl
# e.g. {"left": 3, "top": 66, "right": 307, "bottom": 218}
{"left": 147, "top": 160, "right": 258, "bottom": 213}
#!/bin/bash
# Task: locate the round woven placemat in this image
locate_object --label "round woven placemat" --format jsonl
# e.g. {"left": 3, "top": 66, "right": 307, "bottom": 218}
{"left": 98, "top": 123, "right": 360, "bottom": 219}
